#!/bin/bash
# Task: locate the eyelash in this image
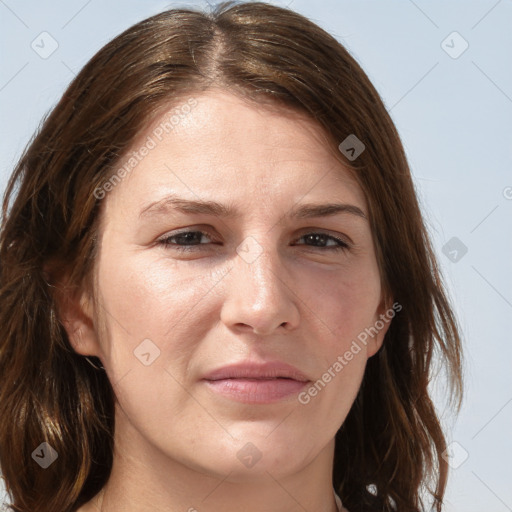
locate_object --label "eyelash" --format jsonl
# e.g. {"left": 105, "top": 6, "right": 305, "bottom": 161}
{"left": 157, "top": 229, "right": 351, "bottom": 253}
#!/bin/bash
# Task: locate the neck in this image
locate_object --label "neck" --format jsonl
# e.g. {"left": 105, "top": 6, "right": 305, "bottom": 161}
{"left": 91, "top": 405, "right": 339, "bottom": 512}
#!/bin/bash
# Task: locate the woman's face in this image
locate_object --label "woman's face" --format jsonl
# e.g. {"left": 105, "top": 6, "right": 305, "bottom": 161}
{"left": 78, "top": 89, "right": 391, "bottom": 481}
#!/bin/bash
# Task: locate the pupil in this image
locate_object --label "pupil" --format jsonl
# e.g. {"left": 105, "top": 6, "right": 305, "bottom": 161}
{"left": 307, "top": 234, "right": 326, "bottom": 246}
{"left": 179, "top": 232, "right": 200, "bottom": 245}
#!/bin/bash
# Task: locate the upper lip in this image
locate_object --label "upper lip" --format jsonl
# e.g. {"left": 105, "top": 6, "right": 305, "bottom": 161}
{"left": 202, "top": 361, "right": 310, "bottom": 382}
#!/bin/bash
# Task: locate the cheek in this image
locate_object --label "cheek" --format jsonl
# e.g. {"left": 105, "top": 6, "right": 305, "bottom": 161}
{"left": 95, "top": 250, "right": 225, "bottom": 451}
{"left": 300, "top": 261, "right": 381, "bottom": 422}
{"left": 296, "top": 271, "right": 375, "bottom": 425}
{"left": 302, "top": 262, "right": 381, "bottom": 351}
{"left": 95, "top": 246, "right": 228, "bottom": 382}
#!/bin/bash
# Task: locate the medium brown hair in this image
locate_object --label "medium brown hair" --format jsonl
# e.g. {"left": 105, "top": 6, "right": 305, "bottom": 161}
{"left": 0, "top": 2, "right": 463, "bottom": 511}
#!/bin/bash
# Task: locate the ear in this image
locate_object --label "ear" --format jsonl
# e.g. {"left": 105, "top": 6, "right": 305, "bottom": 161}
{"left": 366, "top": 294, "right": 396, "bottom": 358}
{"left": 48, "top": 267, "right": 102, "bottom": 358}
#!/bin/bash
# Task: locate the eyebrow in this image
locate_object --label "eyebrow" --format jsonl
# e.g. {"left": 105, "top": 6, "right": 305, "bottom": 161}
{"left": 139, "top": 194, "right": 367, "bottom": 220}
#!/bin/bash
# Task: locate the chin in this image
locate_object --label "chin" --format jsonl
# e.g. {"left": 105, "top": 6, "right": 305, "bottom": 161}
{"left": 193, "top": 435, "right": 312, "bottom": 481}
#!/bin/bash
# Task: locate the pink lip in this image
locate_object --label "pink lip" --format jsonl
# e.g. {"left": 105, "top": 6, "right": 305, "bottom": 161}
{"left": 202, "top": 362, "right": 310, "bottom": 404}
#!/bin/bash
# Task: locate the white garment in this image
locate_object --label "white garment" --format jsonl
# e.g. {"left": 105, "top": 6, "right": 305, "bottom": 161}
{"left": 334, "top": 490, "right": 349, "bottom": 512}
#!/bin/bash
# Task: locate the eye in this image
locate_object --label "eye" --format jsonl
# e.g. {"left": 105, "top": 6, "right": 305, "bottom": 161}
{"left": 293, "top": 232, "right": 350, "bottom": 252}
{"left": 157, "top": 229, "right": 350, "bottom": 253}
{"left": 157, "top": 229, "right": 215, "bottom": 252}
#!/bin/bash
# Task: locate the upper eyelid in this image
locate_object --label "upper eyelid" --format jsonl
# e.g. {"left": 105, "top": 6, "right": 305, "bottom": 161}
{"left": 158, "top": 228, "right": 352, "bottom": 246}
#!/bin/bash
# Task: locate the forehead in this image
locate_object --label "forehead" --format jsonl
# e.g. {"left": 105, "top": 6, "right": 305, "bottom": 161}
{"left": 101, "top": 89, "right": 366, "bottom": 218}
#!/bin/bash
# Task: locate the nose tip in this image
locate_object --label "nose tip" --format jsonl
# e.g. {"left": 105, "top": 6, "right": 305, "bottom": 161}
{"left": 220, "top": 248, "right": 300, "bottom": 336}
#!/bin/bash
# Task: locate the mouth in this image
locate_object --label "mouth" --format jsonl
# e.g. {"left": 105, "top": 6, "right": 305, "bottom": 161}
{"left": 201, "top": 361, "right": 310, "bottom": 404}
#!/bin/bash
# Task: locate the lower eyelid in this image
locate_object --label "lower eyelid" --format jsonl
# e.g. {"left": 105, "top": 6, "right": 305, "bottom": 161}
{"left": 158, "top": 231, "right": 351, "bottom": 252}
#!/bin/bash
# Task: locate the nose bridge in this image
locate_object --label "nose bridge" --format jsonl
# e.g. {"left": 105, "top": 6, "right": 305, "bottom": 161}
{"left": 220, "top": 233, "right": 299, "bottom": 335}
{"left": 240, "top": 237, "right": 282, "bottom": 300}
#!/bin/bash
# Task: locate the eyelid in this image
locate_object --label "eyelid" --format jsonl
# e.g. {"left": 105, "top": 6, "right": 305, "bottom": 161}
{"left": 156, "top": 228, "right": 214, "bottom": 245}
{"left": 156, "top": 226, "right": 353, "bottom": 253}
{"left": 294, "top": 228, "right": 353, "bottom": 247}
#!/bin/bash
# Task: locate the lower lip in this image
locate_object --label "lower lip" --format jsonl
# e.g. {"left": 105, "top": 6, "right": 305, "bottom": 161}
{"left": 203, "top": 378, "right": 309, "bottom": 404}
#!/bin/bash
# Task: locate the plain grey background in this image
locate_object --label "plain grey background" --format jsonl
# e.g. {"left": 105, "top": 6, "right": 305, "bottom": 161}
{"left": 1, "top": 1, "right": 511, "bottom": 511}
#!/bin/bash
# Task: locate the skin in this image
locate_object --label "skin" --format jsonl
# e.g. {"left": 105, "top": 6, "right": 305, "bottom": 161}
{"left": 60, "top": 89, "right": 392, "bottom": 512}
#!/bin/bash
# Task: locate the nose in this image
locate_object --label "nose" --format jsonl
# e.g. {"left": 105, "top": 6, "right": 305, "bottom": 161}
{"left": 220, "top": 238, "right": 300, "bottom": 336}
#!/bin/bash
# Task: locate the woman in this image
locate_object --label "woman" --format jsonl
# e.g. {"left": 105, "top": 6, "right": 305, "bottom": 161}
{"left": 0, "top": 2, "right": 463, "bottom": 511}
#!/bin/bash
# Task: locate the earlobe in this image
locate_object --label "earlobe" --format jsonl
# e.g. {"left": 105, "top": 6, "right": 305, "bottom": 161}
{"left": 69, "top": 291, "right": 100, "bottom": 357}
{"left": 63, "top": 299, "right": 97, "bottom": 356}
{"left": 366, "top": 330, "right": 386, "bottom": 358}
{"left": 366, "top": 296, "right": 394, "bottom": 358}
